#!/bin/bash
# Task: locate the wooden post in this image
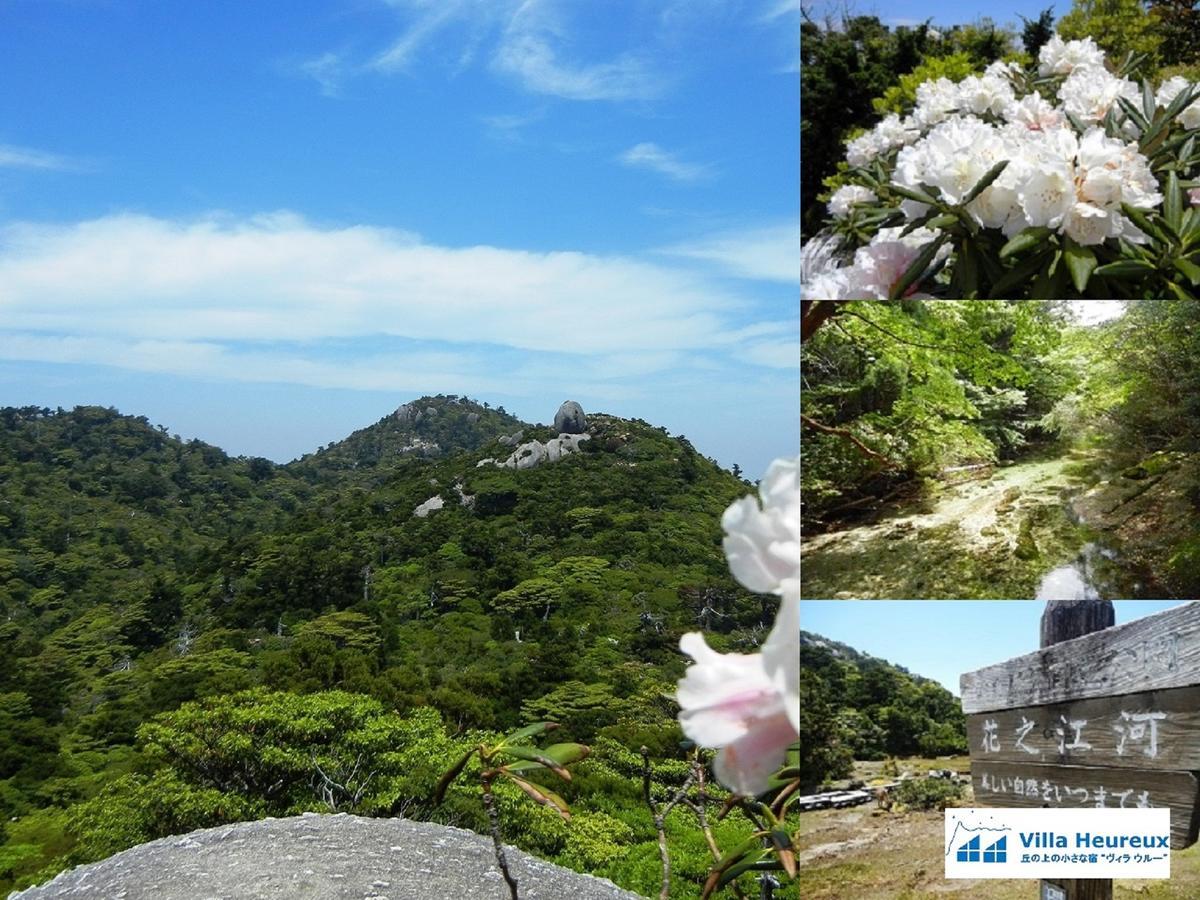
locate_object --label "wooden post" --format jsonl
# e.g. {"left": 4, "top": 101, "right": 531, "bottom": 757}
{"left": 1039, "top": 599, "right": 1115, "bottom": 900}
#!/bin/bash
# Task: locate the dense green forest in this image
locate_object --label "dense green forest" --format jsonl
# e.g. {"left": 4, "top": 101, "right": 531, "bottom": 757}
{"left": 0, "top": 397, "right": 789, "bottom": 897}
{"left": 798, "top": 630, "right": 967, "bottom": 792}
{"left": 801, "top": 300, "right": 1200, "bottom": 599}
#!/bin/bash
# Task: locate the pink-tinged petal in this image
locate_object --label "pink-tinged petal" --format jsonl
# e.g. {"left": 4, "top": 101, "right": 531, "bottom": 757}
{"left": 721, "top": 456, "right": 800, "bottom": 595}
{"left": 677, "top": 633, "right": 778, "bottom": 748}
{"left": 762, "top": 598, "right": 800, "bottom": 733}
{"left": 713, "top": 708, "right": 798, "bottom": 797}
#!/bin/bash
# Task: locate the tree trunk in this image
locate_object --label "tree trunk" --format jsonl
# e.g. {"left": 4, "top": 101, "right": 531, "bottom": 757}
{"left": 1039, "top": 600, "right": 1115, "bottom": 900}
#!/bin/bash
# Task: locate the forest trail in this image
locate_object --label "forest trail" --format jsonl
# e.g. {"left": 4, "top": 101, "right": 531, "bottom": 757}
{"left": 800, "top": 450, "right": 1151, "bottom": 600}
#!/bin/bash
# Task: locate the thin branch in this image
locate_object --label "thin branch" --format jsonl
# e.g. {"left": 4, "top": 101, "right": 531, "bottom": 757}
{"left": 801, "top": 413, "right": 898, "bottom": 467}
{"left": 481, "top": 771, "right": 519, "bottom": 900}
{"left": 840, "top": 308, "right": 957, "bottom": 352}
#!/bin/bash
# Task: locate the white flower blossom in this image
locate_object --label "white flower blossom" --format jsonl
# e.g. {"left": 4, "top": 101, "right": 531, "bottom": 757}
{"left": 828, "top": 184, "right": 878, "bottom": 218}
{"left": 800, "top": 227, "right": 944, "bottom": 299}
{"left": 1038, "top": 35, "right": 1105, "bottom": 77}
{"left": 721, "top": 457, "right": 800, "bottom": 599}
{"left": 1059, "top": 67, "right": 1139, "bottom": 126}
{"left": 677, "top": 457, "right": 800, "bottom": 796}
{"left": 1003, "top": 92, "right": 1064, "bottom": 132}
{"left": 677, "top": 601, "right": 799, "bottom": 796}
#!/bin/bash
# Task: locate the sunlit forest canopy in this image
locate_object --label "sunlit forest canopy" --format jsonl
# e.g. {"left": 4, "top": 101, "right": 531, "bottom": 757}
{"left": 800, "top": 300, "right": 1200, "bottom": 600}
{"left": 0, "top": 398, "right": 783, "bottom": 896}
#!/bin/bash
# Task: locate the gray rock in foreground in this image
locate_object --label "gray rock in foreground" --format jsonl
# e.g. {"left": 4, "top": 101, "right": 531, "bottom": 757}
{"left": 12, "top": 814, "right": 645, "bottom": 900}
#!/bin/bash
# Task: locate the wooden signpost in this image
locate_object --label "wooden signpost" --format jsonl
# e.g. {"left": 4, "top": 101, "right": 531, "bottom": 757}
{"left": 961, "top": 600, "right": 1200, "bottom": 900}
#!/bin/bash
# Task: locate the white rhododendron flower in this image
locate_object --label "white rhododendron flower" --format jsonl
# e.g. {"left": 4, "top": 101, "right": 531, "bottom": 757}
{"left": 812, "top": 36, "right": 1200, "bottom": 296}
{"left": 1003, "top": 92, "right": 1064, "bottom": 132}
{"left": 828, "top": 184, "right": 878, "bottom": 218}
{"left": 895, "top": 116, "right": 1023, "bottom": 232}
{"left": 801, "top": 227, "right": 945, "bottom": 299}
{"left": 676, "top": 456, "right": 800, "bottom": 796}
{"left": 1038, "top": 35, "right": 1104, "bottom": 77}
{"left": 677, "top": 602, "right": 799, "bottom": 796}
{"left": 845, "top": 113, "right": 917, "bottom": 167}
{"left": 1058, "top": 67, "right": 1139, "bottom": 126}
{"left": 1156, "top": 76, "right": 1200, "bottom": 129}
{"left": 721, "top": 457, "right": 800, "bottom": 600}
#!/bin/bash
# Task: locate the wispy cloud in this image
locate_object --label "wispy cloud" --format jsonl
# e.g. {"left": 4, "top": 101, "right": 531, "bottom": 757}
{"left": 0, "top": 212, "right": 795, "bottom": 392}
{"left": 302, "top": 0, "right": 663, "bottom": 102}
{"left": 0, "top": 143, "right": 81, "bottom": 172}
{"left": 619, "top": 142, "right": 713, "bottom": 182}
{"left": 481, "top": 108, "right": 545, "bottom": 142}
{"left": 299, "top": 52, "right": 346, "bottom": 98}
{"left": 660, "top": 222, "right": 800, "bottom": 284}
{"left": 492, "top": 31, "right": 660, "bottom": 101}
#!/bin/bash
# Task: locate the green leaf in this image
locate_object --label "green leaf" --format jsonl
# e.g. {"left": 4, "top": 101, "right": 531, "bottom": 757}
{"left": 496, "top": 721, "right": 558, "bottom": 748}
{"left": 1166, "top": 171, "right": 1184, "bottom": 233}
{"left": 1143, "top": 79, "right": 1157, "bottom": 121}
{"left": 889, "top": 184, "right": 942, "bottom": 208}
{"left": 503, "top": 773, "right": 572, "bottom": 820}
{"left": 953, "top": 239, "right": 979, "bottom": 298}
{"left": 990, "top": 250, "right": 1051, "bottom": 298}
{"left": 502, "top": 742, "right": 590, "bottom": 779}
{"left": 1094, "top": 259, "right": 1156, "bottom": 278}
{"left": 959, "top": 160, "right": 1009, "bottom": 207}
{"left": 1063, "top": 238, "right": 1098, "bottom": 293}
{"left": 1166, "top": 280, "right": 1198, "bottom": 300}
{"left": 1000, "top": 227, "right": 1052, "bottom": 259}
{"left": 887, "top": 234, "right": 946, "bottom": 300}
{"left": 1121, "top": 204, "right": 1170, "bottom": 244}
{"left": 1117, "top": 96, "right": 1148, "bottom": 133}
{"left": 1174, "top": 257, "right": 1200, "bottom": 286}
{"left": 434, "top": 747, "right": 476, "bottom": 806}
{"left": 1064, "top": 110, "right": 1088, "bottom": 135}
{"left": 1163, "top": 82, "right": 1200, "bottom": 126}
{"left": 925, "top": 214, "right": 960, "bottom": 230}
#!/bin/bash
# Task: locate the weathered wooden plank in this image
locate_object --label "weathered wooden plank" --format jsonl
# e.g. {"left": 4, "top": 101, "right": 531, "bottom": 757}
{"left": 966, "top": 685, "right": 1200, "bottom": 771}
{"left": 970, "top": 761, "right": 1199, "bottom": 849}
{"left": 961, "top": 601, "right": 1200, "bottom": 714}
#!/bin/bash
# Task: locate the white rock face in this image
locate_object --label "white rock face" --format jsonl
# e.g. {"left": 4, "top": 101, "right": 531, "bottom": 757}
{"left": 413, "top": 495, "right": 445, "bottom": 517}
{"left": 497, "top": 433, "right": 590, "bottom": 470}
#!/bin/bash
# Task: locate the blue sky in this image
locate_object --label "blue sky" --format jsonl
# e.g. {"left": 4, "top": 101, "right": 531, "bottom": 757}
{"left": 0, "top": 1, "right": 799, "bottom": 475}
{"left": 802, "top": 0, "right": 1068, "bottom": 30}
{"left": 801, "top": 601, "right": 1188, "bottom": 696}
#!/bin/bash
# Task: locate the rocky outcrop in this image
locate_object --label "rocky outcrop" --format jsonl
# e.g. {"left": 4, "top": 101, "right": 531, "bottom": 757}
{"left": 12, "top": 813, "right": 642, "bottom": 899}
{"left": 497, "top": 434, "right": 590, "bottom": 470}
{"left": 497, "top": 430, "right": 525, "bottom": 448}
{"left": 553, "top": 401, "right": 586, "bottom": 435}
{"left": 413, "top": 495, "right": 445, "bottom": 517}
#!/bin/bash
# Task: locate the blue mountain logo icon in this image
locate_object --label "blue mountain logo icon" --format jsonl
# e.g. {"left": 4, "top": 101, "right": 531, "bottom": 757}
{"left": 956, "top": 834, "right": 1008, "bottom": 863}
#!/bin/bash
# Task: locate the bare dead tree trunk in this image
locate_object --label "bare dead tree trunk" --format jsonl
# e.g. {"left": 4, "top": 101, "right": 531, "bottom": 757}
{"left": 481, "top": 772, "right": 519, "bottom": 900}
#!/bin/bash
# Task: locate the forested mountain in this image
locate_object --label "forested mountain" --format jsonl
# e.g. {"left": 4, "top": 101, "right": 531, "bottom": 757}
{"left": 799, "top": 631, "right": 967, "bottom": 791}
{"left": 0, "top": 399, "right": 772, "bottom": 896}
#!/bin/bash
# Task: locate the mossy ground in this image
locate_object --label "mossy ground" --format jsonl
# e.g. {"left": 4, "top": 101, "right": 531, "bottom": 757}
{"left": 799, "top": 451, "right": 1157, "bottom": 599}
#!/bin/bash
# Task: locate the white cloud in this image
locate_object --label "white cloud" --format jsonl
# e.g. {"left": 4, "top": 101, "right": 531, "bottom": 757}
{"left": 619, "top": 143, "right": 712, "bottom": 182}
{"left": 492, "top": 32, "right": 660, "bottom": 101}
{"left": 0, "top": 143, "right": 79, "bottom": 172}
{"left": 299, "top": 52, "right": 346, "bottom": 98}
{"left": 0, "top": 212, "right": 796, "bottom": 392}
{"left": 660, "top": 223, "right": 800, "bottom": 284}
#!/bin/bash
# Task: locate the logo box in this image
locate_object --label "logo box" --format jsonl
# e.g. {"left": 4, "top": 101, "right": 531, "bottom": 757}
{"left": 945, "top": 808, "right": 1170, "bottom": 879}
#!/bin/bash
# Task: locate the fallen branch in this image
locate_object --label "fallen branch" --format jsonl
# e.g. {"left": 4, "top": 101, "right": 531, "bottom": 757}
{"left": 801, "top": 414, "right": 897, "bottom": 468}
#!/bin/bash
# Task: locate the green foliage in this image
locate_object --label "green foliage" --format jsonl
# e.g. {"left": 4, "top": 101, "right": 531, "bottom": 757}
{"left": 801, "top": 301, "right": 1074, "bottom": 520}
{"left": 895, "top": 777, "right": 963, "bottom": 810}
{"left": 799, "top": 631, "right": 966, "bottom": 786}
{"left": 0, "top": 397, "right": 774, "bottom": 897}
{"left": 872, "top": 53, "right": 979, "bottom": 115}
{"left": 1021, "top": 8, "right": 1057, "bottom": 58}
{"left": 1058, "top": 0, "right": 1165, "bottom": 73}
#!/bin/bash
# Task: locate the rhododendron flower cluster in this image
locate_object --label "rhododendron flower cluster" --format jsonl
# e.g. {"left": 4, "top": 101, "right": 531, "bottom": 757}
{"left": 802, "top": 36, "right": 1200, "bottom": 299}
{"left": 676, "top": 457, "right": 799, "bottom": 797}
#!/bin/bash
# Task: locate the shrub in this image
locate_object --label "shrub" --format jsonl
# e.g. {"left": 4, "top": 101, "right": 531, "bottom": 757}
{"left": 895, "top": 777, "right": 963, "bottom": 810}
